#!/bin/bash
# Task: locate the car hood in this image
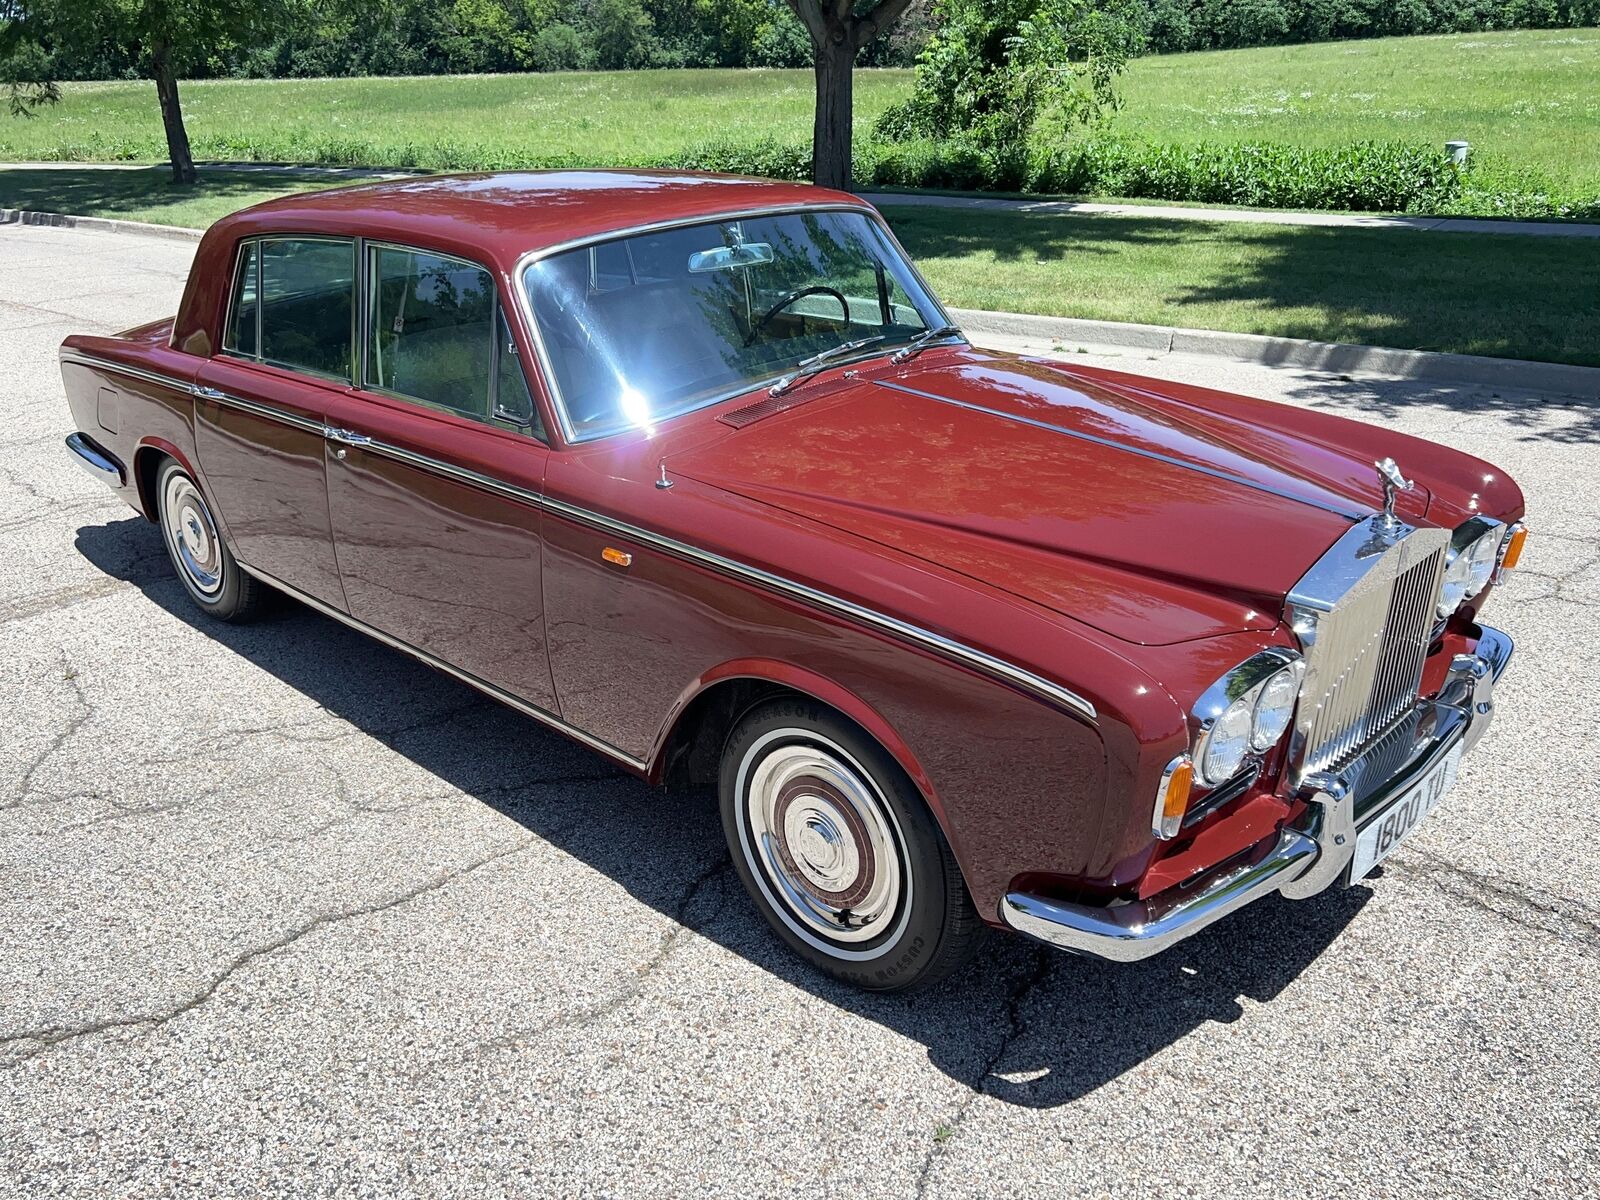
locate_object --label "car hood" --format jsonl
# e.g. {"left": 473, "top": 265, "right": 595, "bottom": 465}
{"left": 666, "top": 351, "right": 1409, "bottom": 645}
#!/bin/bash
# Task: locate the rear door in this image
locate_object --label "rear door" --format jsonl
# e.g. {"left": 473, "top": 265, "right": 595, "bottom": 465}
{"left": 323, "top": 241, "right": 559, "bottom": 714}
{"left": 195, "top": 235, "right": 353, "bottom": 610}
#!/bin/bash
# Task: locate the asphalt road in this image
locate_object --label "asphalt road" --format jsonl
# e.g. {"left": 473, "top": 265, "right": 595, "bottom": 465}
{"left": 3, "top": 223, "right": 1597, "bottom": 1199}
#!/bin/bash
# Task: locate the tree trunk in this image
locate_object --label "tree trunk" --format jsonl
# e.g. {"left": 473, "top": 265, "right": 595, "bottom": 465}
{"left": 811, "top": 34, "right": 855, "bottom": 192}
{"left": 151, "top": 42, "right": 196, "bottom": 185}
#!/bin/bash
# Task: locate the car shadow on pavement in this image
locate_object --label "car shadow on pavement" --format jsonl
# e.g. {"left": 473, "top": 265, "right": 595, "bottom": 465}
{"left": 76, "top": 515, "right": 1371, "bottom": 1110}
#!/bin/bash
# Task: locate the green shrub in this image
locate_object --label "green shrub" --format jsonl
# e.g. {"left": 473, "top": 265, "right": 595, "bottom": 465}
{"left": 848, "top": 135, "right": 1468, "bottom": 212}
{"left": 658, "top": 131, "right": 1598, "bottom": 219}
{"left": 665, "top": 137, "right": 812, "bottom": 181}
{"left": 1028, "top": 137, "right": 1466, "bottom": 211}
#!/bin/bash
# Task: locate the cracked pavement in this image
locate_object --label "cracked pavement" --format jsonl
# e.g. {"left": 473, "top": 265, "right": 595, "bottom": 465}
{"left": 2, "top": 223, "right": 1597, "bottom": 1198}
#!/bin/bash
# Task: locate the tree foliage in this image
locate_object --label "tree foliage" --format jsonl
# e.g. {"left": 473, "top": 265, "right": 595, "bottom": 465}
{"left": 1, "top": 1, "right": 936, "bottom": 81}
{"left": 1142, "top": 0, "right": 1600, "bottom": 53}
{"left": 3, "top": 0, "right": 284, "bottom": 180}
{"left": 880, "top": 0, "right": 1146, "bottom": 152}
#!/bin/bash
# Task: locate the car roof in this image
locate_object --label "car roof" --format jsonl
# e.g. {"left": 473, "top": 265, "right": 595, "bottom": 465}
{"left": 215, "top": 169, "right": 876, "bottom": 269}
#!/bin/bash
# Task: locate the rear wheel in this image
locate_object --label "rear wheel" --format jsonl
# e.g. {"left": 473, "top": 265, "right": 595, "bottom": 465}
{"left": 719, "top": 698, "right": 981, "bottom": 992}
{"left": 155, "top": 458, "right": 265, "bottom": 621}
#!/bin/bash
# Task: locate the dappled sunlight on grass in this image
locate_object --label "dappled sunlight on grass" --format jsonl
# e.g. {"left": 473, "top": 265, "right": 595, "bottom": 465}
{"left": 0, "top": 166, "right": 341, "bottom": 228}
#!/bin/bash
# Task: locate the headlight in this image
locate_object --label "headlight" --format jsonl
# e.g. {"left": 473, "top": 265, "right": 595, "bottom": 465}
{"left": 1201, "top": 701, "right": 1253, "bottom": 784}
{"left": 1438, "top": 520, "right": 1505, "bottom": 619}
{"left": 1250, "top": 666, "right": 1301, "bottom": 751}
{"left": 1191, "top": 651, "right": 1305, "bottom": 788}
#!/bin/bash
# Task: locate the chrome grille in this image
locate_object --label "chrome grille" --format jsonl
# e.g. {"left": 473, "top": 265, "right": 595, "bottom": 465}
{"left": 1290, "top": 520, "right": 1448, "bottom": 781}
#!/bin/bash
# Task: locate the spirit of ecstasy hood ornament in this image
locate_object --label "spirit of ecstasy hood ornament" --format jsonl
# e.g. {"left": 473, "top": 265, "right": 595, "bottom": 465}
{"left": 1375, "top": 457, "right": 1413, "bottom": 527}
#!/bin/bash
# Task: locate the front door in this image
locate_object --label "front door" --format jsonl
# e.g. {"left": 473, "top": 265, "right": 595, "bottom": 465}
{"left": 323, "top": 242, "right": 558, "bottom": 714}
{"left": 195, "top": 234, "right": 354, "bottom": 610}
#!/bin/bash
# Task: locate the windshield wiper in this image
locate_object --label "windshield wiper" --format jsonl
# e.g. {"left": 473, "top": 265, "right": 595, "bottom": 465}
{"left": 768, "top": 335, "right": 887, "bottom": 397}
{"left": 890, "top": 324, "right": 964, "bottom": 365}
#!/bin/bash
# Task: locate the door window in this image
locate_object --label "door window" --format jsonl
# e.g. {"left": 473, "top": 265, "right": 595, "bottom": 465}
{"left": 365, "top": 245, "right": 545, "bottom": 440}
{"left": 222, "top": 237, "right": 354, "bottom": 380}
{"left": 259, "top": 238, "right": 355, "bottom": 380}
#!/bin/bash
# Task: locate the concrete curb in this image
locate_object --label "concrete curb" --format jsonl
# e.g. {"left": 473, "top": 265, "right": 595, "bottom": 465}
{"left": 950, "top": 308, "right": 1600, "bottom": 399}
{"left": 1, "top": 208, "right": 203, "bottom": 242}
{"left": 4, "top": 211, "right": 1593, "bottom": 399}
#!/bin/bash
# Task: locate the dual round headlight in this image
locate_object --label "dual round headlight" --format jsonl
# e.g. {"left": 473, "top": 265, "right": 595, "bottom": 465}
{"left": 1194, "top": 654, "right": 1305, "bottom": 786}
{"left": 1438, "top": 527, "right": 1502, "bottom": 619}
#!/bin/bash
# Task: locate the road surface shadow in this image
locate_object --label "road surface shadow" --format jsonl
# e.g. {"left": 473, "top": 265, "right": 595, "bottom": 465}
{"left": 77, "top": 515, "right": 1371, "bottom": 1108}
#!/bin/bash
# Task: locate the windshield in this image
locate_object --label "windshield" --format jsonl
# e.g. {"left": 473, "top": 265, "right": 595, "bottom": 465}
{"left": 521, "top": 209, "right": 947, "bottom": 441}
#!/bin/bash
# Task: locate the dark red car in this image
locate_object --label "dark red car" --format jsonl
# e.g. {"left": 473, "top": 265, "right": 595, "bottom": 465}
{"left": 61, "top": 171, "right": 1526, "bottom": 991}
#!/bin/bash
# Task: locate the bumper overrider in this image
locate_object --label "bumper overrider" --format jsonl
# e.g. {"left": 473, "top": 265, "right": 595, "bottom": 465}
{"left": 1001, "top": 625, "right": 1512, "bottom": 963}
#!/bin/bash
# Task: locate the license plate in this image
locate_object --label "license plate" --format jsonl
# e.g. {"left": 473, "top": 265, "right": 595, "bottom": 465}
{"left": 1349, "top": 743, "right": 1464, "bottom": 882}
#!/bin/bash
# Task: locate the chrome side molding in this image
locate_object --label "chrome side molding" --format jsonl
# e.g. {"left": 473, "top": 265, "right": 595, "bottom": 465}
{"left": 313, "top": 426, "right": 1097, "bottom": 723}
{"left": 60, "top": 347, "right": 1097, "bottom": 725}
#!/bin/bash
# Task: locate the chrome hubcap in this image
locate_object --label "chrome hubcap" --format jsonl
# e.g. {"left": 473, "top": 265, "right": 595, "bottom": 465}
{"left": 742, "top": 739, "right": 905, "bottom": 945}
{"left": 162, "top": 473, "right": 223, "bottom": 597}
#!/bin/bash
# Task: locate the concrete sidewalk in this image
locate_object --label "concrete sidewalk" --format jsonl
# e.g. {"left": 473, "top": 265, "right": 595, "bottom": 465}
{"left": 864, "top": 191, "right": 1600, "bottom": 238}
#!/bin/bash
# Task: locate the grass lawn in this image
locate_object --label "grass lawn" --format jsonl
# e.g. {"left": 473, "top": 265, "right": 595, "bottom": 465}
{"left": 1112, "top": 29, "right": 1600, "bottom": 197}
{"left": 884, "top": 204, "right": 1600, "bottom": 367}
{"left": 0, "top": 69, "right": 910, "bottom": 170}
{"left": 2, "top": 29, "right": 1597, "bottom": 206}
{"left": 4, "top": 166, "right": 1594, "bottom": 367}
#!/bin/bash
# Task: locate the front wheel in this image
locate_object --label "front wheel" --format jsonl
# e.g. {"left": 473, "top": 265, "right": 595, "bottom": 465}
{"left": 155, "top": 458, "right": 266, "bottom": 621}
{"left": 719, "top": 699, "right": 982, "bottom": 992}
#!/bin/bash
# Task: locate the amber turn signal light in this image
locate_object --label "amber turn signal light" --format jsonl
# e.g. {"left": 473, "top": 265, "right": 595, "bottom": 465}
{"left": 1151, "top": 753, "right": 1195, "bottom": 840}
{"left": 601, "top": 546, "right": 633, "bottom": 567}
{"left": 1499, "top": 524, "right": 1527, "bottom": 572}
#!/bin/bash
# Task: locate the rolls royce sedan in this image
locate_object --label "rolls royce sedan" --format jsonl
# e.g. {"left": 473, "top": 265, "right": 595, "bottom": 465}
{"left": 60, "top": 170, "right": 1527, "bottom": 991}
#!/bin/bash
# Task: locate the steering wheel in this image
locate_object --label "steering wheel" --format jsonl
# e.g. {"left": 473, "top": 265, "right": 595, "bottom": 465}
{"left": 743, "top": 286, "right": 850, "bottom": 347}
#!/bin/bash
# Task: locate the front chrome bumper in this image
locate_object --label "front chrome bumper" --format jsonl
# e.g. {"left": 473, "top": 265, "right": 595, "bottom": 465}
{"left": 1001, "top": 625, "right": 1513, "bottom": 963}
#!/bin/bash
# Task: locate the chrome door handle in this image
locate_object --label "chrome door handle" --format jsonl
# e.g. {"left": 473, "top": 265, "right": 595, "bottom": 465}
{"left": 193, "top": 385, "right": 226, "bottom": 400}
{"left": 324, "top": 426, "right": 373, "bottom": 447}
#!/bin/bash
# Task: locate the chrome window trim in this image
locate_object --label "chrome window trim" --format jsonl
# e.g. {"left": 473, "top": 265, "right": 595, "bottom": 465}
{"left": 510, "top": 203, "right": 956, "bottom": 447}
{"left": 59, "top": 346, "right": 1095, "bottom": 725}
{"left": 235, "top": 561, "right": 649, "bottom": 772}
{"left": 220, "top": 237, "right": 261, "bottom": 357}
